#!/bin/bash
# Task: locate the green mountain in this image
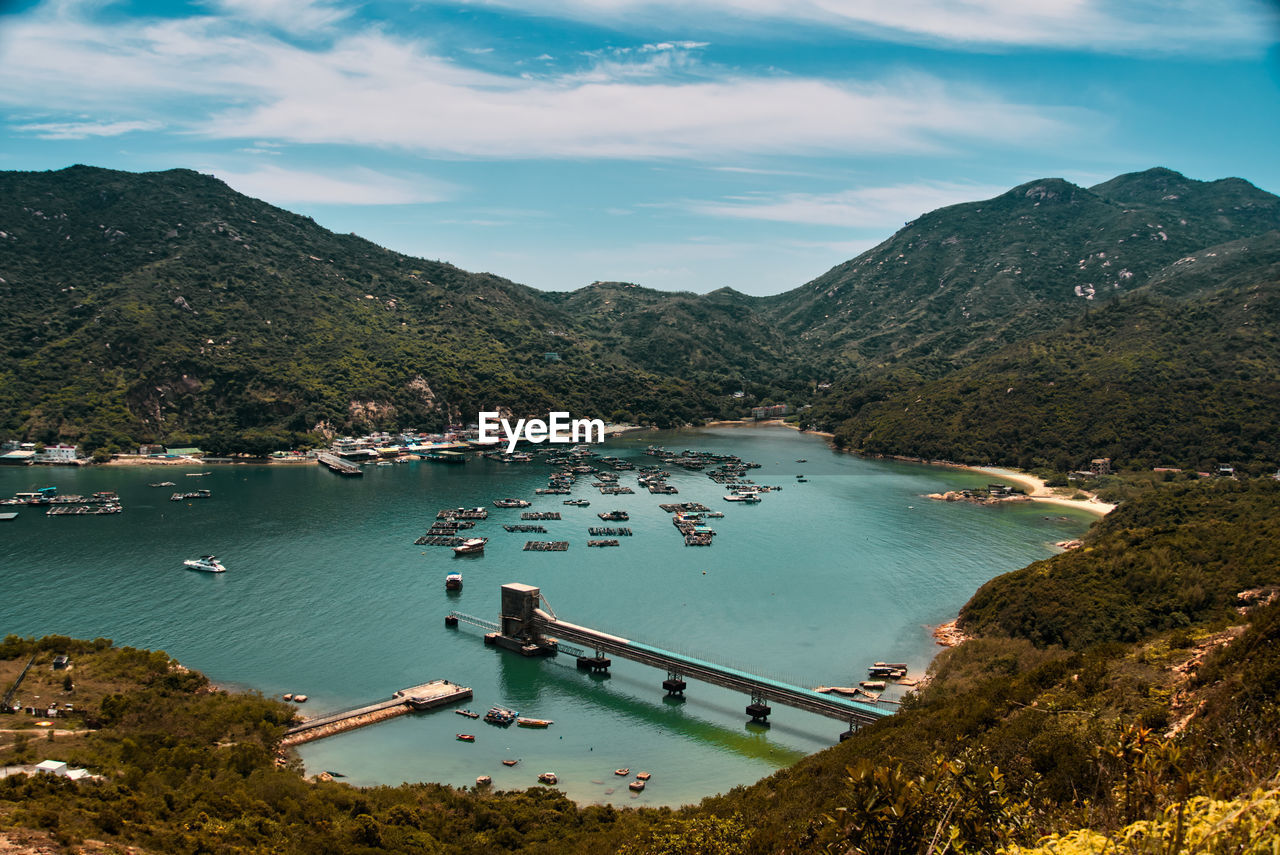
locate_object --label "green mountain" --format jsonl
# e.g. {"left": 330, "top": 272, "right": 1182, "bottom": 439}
{"left": 2, "top": 164, "right": 1278, "bottom": 463}
{"left": 758, "top": 167, "right": 1280, "bottom": 376}
{"left": 0, "top": 166, "right": 787, "bottom": 450}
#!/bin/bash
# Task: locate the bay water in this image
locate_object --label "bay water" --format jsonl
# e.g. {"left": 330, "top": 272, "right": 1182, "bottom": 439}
{"left": 0, "top": 425, "right": 1093, "bottom": 806}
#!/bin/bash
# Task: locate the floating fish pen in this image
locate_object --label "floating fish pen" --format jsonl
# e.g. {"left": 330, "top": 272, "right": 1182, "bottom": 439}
{"left": 598, "top": 486, "right": 634, "bottom": 495}
{"left": 503, "top": 524, "right": 548, "bottom": 533}
{"left": 593, "top": 472, "right": 619, "bottom": 482}
{"left": 684, "top": 533, "right": 714, "bottom": 546}
{"left": 646, "top": 484, "right": 678, "bottom": 494}
{"left": 521, "top": 511, "right": 561, "bottom": 520}
{"left": 535, "top": 487, "right": 571, "bottom": 495}
{"left": 597, "top": 510, "right": 629, "bottom": 521}
{"left": 588, "top": 527, "right": 632, "bottom": 536}
{"left": 523, "top": 541, "right": 569, "bottom": 551}
{"left": 417, "top": 535, "right": 474, "bottom": 547}
{"left": 659, "top": 502, "right": 710, "bottom": 513}
{"left": 423, "top": 451, "right": 468, "bottom": 464}
{"left": 438, "top": 508, "right": 489, "bottom": 520}
{"left": 169, "top": 490, "right": 212, "bottom": 501}
{"left": 588, "top": 540, "right": 620, "bottom": 547}
{"left": 47, "top": 504, "right": 123, "bottom": 515}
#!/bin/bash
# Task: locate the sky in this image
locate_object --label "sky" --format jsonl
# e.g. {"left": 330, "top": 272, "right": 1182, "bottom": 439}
{"left": 1, "top": 0, "right": 1278, "bottom": 296}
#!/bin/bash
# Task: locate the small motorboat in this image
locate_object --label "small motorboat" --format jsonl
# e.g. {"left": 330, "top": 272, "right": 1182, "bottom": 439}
{"left": 502, "top": 759, "right": 519, "bottom": 767}
{"left": 614, "top": 768, "right": 630, "bottom": 776}
{"left": 457, "top": 734, "right": 476, "bottom": 742}
{"left": 538, "top": 772, "right": 558, "bottom": 785}
{"left": 445, "top": 572, "right": 463, "bottom": 591}
{"left": 455, "top": 709, "right": 480, "bottom": 719}
{"left": 476, "top": 775, "right": 492, "bottom": 786}
{"left": 629, "top": 779, "right": 646, "bottom": 792}
{"left": 183, "top": 555, "right": 226, "bottom": 573}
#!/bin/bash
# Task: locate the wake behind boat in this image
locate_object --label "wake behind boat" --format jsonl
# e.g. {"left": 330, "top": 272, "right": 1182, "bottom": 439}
{"left": 183, "top": 555, "right": 226, "bottom": 573}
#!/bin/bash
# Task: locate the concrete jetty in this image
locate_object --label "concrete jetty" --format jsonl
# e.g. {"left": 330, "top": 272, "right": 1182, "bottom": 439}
{"left": 281, "top": 680, "right": 471, "bottom": 747}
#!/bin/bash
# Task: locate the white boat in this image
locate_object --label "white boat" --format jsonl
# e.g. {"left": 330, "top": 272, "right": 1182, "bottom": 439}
{"left": 452, "top": 538, "right": 486, "bottom": 555}
{"left": 445, "top": 572, "right": 463, "bottom": 590}
{"left": 183, "top": 555, "right": 226, "bottom": 573}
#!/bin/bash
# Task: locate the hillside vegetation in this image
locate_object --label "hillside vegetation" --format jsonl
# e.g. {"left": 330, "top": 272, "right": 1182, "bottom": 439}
{"left": 3, "top": 165, "right": 1279, "bottom": 467}
{"left": 3, "top": 480, "right": 1279, "bottom": 853}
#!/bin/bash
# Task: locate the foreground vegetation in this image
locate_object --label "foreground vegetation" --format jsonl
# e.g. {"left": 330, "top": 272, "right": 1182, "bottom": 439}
{"left": 3, "top": 479, "right": 1278, "bottom": 853}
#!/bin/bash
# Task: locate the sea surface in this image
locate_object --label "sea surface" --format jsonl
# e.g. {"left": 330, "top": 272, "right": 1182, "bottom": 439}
{"left": 0, "top": 425, "right": 1094, "bottom": 806}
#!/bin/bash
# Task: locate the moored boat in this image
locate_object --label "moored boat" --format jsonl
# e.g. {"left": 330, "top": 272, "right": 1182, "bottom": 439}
{"left": 456, "top": 708, "right": 480, "bottom": 719}
{"left": 484, "top": 706, "right": 517, "bottom": 725}
{"left": 537, "top": 772, "right": 557, "bottom": 784}
{"left": 629, "top": 779, "right": 646, "bottom": 792}
{"left": 445, "top": 572, "right": 463, "bottom": 591}
{"left": 614, "top": 768, "right": 630, "bottom": 776}
{"left": 457, "top": 733, "right": 476, "bottom": 742}
{"left": 635, "top": 771, "right": 651, "bottom": 781}
{"left": 452, "top": 538, "right": 486, "bottom": 555}
{"left": 476, "top": 775, "right": 492, "bottom": 786}
{"left": 493, "top": 498, "right": 531, "bottom": 508}
{"left": 516, "top": 717, "right": 553, "bottom": 728}
{"left": 502, "top": 759, "right": 519, "bottom": 767}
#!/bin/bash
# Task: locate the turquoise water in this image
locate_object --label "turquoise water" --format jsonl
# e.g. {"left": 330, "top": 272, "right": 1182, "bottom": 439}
{"left": 0, "top": 425, "right": 1093, "bottom": 806}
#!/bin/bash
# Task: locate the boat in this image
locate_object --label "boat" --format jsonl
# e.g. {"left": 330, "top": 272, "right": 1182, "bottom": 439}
{"left": 149, "top": 481, "right": 176, "bottom": 487}
{"left": 484, "top": 706, "right": 517, "bottom": 725}
{"left": 635, "top": 771, "right": 651, "bottom": 781}
{"left": 476, "top": 775, "right": 492, "bottom": 786}
{"left": 183, "top": 555, "right": 226, "bottom": 573}
{"left": 0, "top": 512, "right": 17, "bottom": 521}
{"left": 282, "top": 693, "right": 293, "bottom": 701}
{"left": 796, "top": 459, "right": 807, "bottom": 463}
{"left": 597, "top": 510, "right": 629, "bottom": 521}
{"left": 451, "top": 538, "right": 486, "bottom": 556}
{"left": 516, "top": 717, "right": 553, "bottom": 728}
{"left": 185, "top": 471, "right": 211, "bottom": 477}
{"left": 860, "top": 680, "right": 887, "bottom": 690}
{"left": 455, "top": 709, "right": 480, "bottom": 719}
{"left": 502, "top": 759, "right": 519, "bottom": 767}
{"left": 538, "top": 772, "right": 558, "bottom": 785}
{"left": 629, "top": 779, "right": 646, "bottom": 792}
{"left": 493, "top": 498, "right": 531, "bottom": 508}
{"left": 723, "top": 493, "right": 761, "bottom": 503}
{"left": 563, "top": 499, "right": 590, "bottom": 506}
{"left": 294, "top": 694, "right": 308, "bottom": 703}
{"left": 614, "top": 768, "right": 630, "bottom": 776}
{"left": 445, "top": 573, "right": 463, "bottom": 591}
{"left": 456, "top": 733, "right": 476, "bottom": 742}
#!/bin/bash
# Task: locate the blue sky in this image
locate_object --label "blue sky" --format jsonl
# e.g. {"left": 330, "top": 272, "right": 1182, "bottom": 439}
{"left": 1, "top": 0, "right": 1277, "bottom": 295}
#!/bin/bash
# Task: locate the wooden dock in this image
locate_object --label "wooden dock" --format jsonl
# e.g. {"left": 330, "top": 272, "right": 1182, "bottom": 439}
{"left": 316, "top": 452, "right": 363, "bottom": 476}
{"left": 280, "top": 680, "right": 471, "bottom": 747}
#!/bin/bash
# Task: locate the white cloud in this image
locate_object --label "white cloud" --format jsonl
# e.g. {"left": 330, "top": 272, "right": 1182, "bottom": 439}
{"left": 0, "top": 3, "right": 1080, "bottom": 161}
{"left": 200, "top": 164, "right": 456, "bottom": 205}
{"left": 443, "top": 0, "right": 1277, "bottom": 53}
{"left": 13, "top": 119, "right": 162, "bottom": 140}
{"left": 690, "top": 180, "right": 1012, "bottom": 227}
{"left": 202, "top": 0, "right": 353, "bottom": 33}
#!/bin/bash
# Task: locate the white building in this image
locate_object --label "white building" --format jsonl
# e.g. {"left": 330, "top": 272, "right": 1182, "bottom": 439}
{"left": 36, "top": 444, "right": 79, "bottom": 463}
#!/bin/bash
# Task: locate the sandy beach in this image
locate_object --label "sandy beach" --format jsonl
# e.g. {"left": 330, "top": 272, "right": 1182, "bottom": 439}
{"left": 966, "top": 465, "right": 1116, "bottom": 516}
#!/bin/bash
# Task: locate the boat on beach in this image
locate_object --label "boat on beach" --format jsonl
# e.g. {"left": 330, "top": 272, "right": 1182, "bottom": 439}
{"left": 183, "top": 555, "right": 226, "bottom": 573}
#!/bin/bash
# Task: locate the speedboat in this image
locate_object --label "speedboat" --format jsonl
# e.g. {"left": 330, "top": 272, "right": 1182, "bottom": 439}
{"left": 183, "top": 555, "right": 226, "bottom": 573}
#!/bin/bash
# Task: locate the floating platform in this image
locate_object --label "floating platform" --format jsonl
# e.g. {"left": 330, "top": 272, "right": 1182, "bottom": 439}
{"left": 504, "top": 524, "right": 548, "bottom": 533}
{"left": 523, "top": 541, "right": 569, "bottom": 551}
{"left": 281, "top": 680, "right": 471, "bottom": 747}
{"left": 521, "top": 512, "right": 561, "bottom": 520}
{"left": 317, "top": 452, "right": 363, "bottom": 476}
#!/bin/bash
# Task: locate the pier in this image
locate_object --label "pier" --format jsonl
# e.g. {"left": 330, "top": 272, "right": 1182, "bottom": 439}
{"left": 280, "top": 680, "right": 471, "bottom": 747}
{"left": 316, "top": 452, "right": 363, "bottom": 476}
{"left": 448, "top": 584, "right": 891, "bottom": 736}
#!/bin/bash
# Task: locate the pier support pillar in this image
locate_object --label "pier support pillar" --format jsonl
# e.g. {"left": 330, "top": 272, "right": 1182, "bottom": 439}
{"left": 662, "top": 677, "right": 687, "bottom": 697}
{"left": 445, "top": 615, "right": 459, "bottom": 628}
{"left": 746, "top": 702, "right": 772, "bottom": 723}
{"left": 577, "top": 656, "right": 611, "bottom": 673}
